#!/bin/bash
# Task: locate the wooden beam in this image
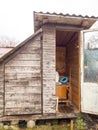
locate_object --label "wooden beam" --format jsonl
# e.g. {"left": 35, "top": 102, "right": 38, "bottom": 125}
{"left": 0, "top": 113, "right": 78, "bottom": 121}
{"left": 56, "top": 24, "right": 83, "bottom": 31}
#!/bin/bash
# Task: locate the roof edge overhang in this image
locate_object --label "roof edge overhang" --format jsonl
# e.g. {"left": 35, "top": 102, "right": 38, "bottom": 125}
{"left": 34, "top": 11, "right": 98, "bottom": 32}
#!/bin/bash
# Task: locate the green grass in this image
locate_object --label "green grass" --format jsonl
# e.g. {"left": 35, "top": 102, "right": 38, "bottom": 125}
{"left": 25, "top": 125, "right": 70, "bottom": 130}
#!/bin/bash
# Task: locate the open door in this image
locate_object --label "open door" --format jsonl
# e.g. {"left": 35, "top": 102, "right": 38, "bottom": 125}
{"left": 81, "top": 29, "right": 98, "bottom": 115}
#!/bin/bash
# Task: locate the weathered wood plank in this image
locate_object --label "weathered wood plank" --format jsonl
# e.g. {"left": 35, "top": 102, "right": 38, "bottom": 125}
{"left": 43, "top": 34, "right": 55, "bottom": 40}
{"left": 23, "top": 40, "right": 41, "bottom": 48}
{"left": 13, "top": 53, "right": 41, "bottom": 61}
{"left": 56, "top": 47, "right": 66, "bottom": 76}
{"left": 0, "top": 76, "right": 4, "bottom": 82}
{"left": 5, "top": 93, "right": 41, "bottom": 114}
{"left": 42, "top": 69, "right": 55, "bottom": 74}
{"left": 0, "top": 63, "right": 4, "bottom": 116}
{"left": 5, "top": 66, "right": 41, "bottom": 73}
{"left": 72, "top": 92, "right": 79, "bottom": 102}
{"left": 43, "top": 55, "right": 55, "bottom": 61}
{"left": 0, "top": 92, "right": 3, "bottom": 97}
{"left": 72, "top": 85, "right": 79, "bottom": 94}
{"left": 43, "top": 46, "right": 55, "bottom": 50}
{"left": 5, "top": 93, "right": 41, "bottom": 102}
{"left": 66, "top": 32, "right": 80, "bottom": 108}
{"left": 26, "top": 41, "right": 41, "bottom": 47}
{"left": 43, "top": 60, "right": 55, "bottom": 67}
{"left": 5, "top": 107, "right": 41, "bottom": 115}
{"left": 6, "top": 102, "right": 41, "bottom": 107}
{"left": 0, "top": 102, "right": 4, "bottom": 111}
{"left": 43, "top": 73, "right": 56, "bottom": 79}
{"left": 71, "top": 74, "right": 79, "bottom": 80}
{"left": 42, "top": 27, "right": 56, "bottom": 114}
{"left": 67, "top": 58, "right": 78, "bottom": 64}
{"left": 5, "top": 86, "right": 41, "bottom": 93}
{"left": 4, "top": 33, "right": 42, "bottom": 115}
{"left": 29, "top": 79, "right": 41, "bottom": 86}
{"left": 0, "top": 102, "right": 3, "bottom": 107}
{"left": 5, "top": 93, "right": 41, "bottom": 101}
{"left": 0, "top": 110, "right": 3, "bottom": 117}
{"left": 0, "top": 64, "right": 3, "bottom": 70}
{"left": 5, "top": 101, "right": 41, "bottom": 108}
{"left": 20, "top": 47, "right": 41, "bottom": 54}
{"left": 0, "top": 85, "right": 3, "bottom": 92}
{"left": 5, "top": 80, "right": 28, "bottom": 87}
{"left": 5, "top": 98, "right": 41, "bottom": 105}
{"left": 5, "top": 72, "right": 41, "bottom": 80}
{"left": 5, "top": 78, "right": 41, "bottom": 87}
{"left": 5, "top": 60, "right": 40, "bottom": 66}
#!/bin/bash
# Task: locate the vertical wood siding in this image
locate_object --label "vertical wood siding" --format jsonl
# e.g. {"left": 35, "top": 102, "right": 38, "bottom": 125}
{"left": 4, "top": 34, "right": 42, "bottom": 115}
{"left": 66, "top": 33, "right": 80, "bottom": 108}
{"left": 42, "top": 26, "right": 56, "bottom": 113}
{"left": 56, "top": 47, "right": 66, "bottom": 76}
{"left": 0, "top": 64, "right": 4, "bottom": 116}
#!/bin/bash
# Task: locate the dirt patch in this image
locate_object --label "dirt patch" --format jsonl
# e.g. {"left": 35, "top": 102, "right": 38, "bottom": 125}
{"left": 82, "top": 113, "right": 98, "bottom": 129}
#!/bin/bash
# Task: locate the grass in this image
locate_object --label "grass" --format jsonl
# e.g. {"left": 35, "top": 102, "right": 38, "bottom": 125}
{"left": 26, "top": 125, "right": 70, "bottom": 130}
{"left": 0, "top": 124, "right": 71, "bottom": 130}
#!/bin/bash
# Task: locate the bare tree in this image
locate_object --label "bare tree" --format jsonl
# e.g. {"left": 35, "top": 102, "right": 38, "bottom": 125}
{"left": 0, "top": 35, "right": 19, "bottom": 48}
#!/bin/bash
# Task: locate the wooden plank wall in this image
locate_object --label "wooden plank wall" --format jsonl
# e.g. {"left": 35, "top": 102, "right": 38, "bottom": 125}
{"left": 66, "top": 33, "right": 80, "bottom": 108}
{"left": 42, "top": 26, "right": 56, "bottom": 113}
{"left": 4, "top": 34, "right": 42, "bottom": 115}
{"left": 0, "top": 63, "right": 4, "bottom": 116}
{"left": 56, "top": 47, "right": 66, "bottom": 77}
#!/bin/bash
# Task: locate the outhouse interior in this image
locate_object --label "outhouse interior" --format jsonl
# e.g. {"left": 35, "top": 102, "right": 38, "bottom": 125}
{"left": 55, "top": 29, "right": 80, "bottom": 113}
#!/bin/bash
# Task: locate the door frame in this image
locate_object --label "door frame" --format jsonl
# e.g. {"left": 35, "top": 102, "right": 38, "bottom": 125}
{"left": 80, "top": 29, "right": 98, "bottom": 114}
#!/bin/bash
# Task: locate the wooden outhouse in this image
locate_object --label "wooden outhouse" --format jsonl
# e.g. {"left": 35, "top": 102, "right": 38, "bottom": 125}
{"left": 0, "top": 12, "right": 98, "bottom": 120}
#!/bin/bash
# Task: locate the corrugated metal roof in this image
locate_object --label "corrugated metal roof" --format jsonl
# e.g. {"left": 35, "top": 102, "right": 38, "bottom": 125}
{"left": 34, "top": 11, "right": 98, "bottom": 18}
{"left": 34, "top": 11, "right": 98, "bottom": 32}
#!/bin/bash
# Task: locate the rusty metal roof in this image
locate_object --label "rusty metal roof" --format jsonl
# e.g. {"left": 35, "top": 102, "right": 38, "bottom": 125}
{"left": 34, "top": 11, "right": 98, "bottom": 32}
{"left": 0, "top": 47, "right": 13, "bottom": 58}
{"left": 0, "top": 42, "right": 17, "bottom": 58}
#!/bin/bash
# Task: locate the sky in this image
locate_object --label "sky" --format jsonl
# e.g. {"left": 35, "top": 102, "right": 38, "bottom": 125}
{"left": 0, "top": 0, "right": 98, "bottom": 43}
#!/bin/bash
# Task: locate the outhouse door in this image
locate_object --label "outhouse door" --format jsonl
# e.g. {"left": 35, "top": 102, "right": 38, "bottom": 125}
{"left": 81, "top": 29, "right": 98, "bottom": 115}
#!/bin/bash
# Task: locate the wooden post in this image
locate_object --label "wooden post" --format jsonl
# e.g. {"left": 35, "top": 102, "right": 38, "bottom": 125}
{"left": 56, "top": 97, "right": 59, "bottom": 112}
{"left": 70, "top": 120, "right": 74, "bottom": 130}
